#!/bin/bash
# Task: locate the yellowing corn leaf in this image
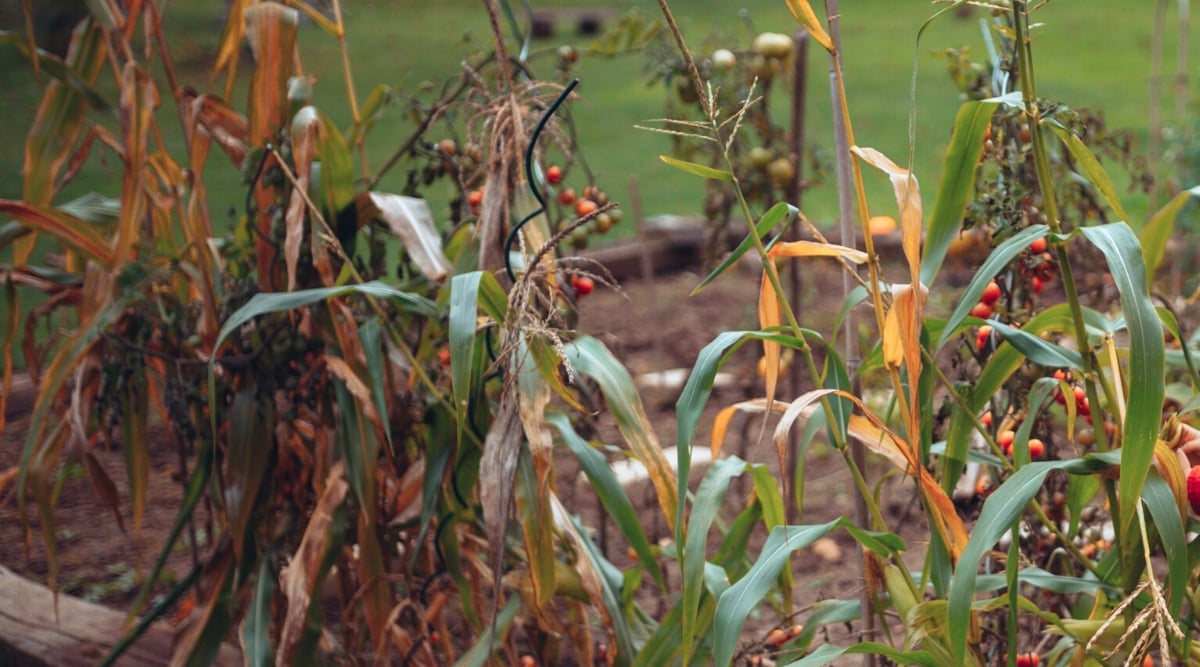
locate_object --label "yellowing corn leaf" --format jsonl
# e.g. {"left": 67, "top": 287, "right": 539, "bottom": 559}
{"left": 367, "top": 193, "right": 452, "bottom": 281}
{"left": 758, "top": 270, "right": 782, "bottom": 407}
{"left": 550, "top": 494, "right": 619, "bottom": 662}
{"left": 19, "top": 19, "right": 106, "bottom": 263}
{"left": 0, "top": 201, "right": 114, "bottom": 268}
{"left": 1155, "top": 439, "right": 1188, "bottom": 521}
{"left": 244, "top": 2, "right": 298, "bottom": 147}
{"left": 710, "top": 399, "right": 789, "bottom": 459}
{"left": 766, "top": 240, "right": 868, "bottom": 264}
{"left": 277, "top": 462, "right": 348, "bottom": 666}
{"left": 189, "top": 93, "right": 249, "bottom": 167}
{"left": 774, "top": 388, "right": 968, "bottom": 562}
{"left": 480, "top": 399, "right": 523, "bottom": 585}
{"left": 517, "top": 379, "right": 556, "bottom": 610}
{"left": 852, "top": 146, "right": 923, "bottom": 283}
{"left": 212, "top": 0, "right": 251, "bottom": 99}
{"left": 783, "top": 0, "right": 835, "bottom": 53}
{"left": 113, "top": 62, "right": 158, "bottom": 268}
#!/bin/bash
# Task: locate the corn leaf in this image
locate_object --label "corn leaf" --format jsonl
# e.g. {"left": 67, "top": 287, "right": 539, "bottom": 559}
{"left": 548, "top": 413, "right": 665, "bottom": 588}
{"left": 935, "top": 224, "right": 1049, "bottom": 349}
{"left": 213, "top": 282, "right": 435, "bottom": 352}
{"left": 693, "top": 204, "right": 796, "bottom": 294}
{"left": 682, "top": 457, "right": 747, "bottom": 663}
{"left": 368, "top": 193, "right": 451, "bottom": 282}
{"left": 244, "top": 3, "right": 298, "bottom": 146}
{"left": 921, "top": 96, "right": 1014, "bottom": 285}
{"left": 1143, "top": 472, "right": 1187, "bottom": 617}
{"left": 113, "top": 62, "right": 157, "bottom": 268}
{"left": 658, "top": 154, "right": 733, "bottom": 181}
{"left": 1046, "top": 121, "right": 1130, "bottom": 224}
{"left": 1080, "top": 223, "right": 1165, "bottom": 591}
{"left": 241, "top": 559, "right": 276, "bottom": 667}
{"left": 454, "top": 597, "right": 520, "bottom": 667}
{"left": 851, "top": 146, "right": 922, "bottom": 282}
{"left": 782, "top": 642, "right": 940, "bottom": 667}
{"left": 278, "top": 462, "right": 349, "bottom": 665}
{"left": 567, "top": 336, "right": 675, "bottom": 526}
{"left": 0, "top": 200, "right": 114, "bottom": 268}
{"left": 783, "top": 0, "right": 834, "bottom": 52}
{"left": 1142, "top": 185, "right": 1200, "bottom": 276}
{"left": 119, "top": 371, "right": 149, "bottom": 532}
{"left": 712, "top": 520, "right": 842, "bottom": 667}
{"left": 948, "top": 456, "right": 1112, "bottom": 664}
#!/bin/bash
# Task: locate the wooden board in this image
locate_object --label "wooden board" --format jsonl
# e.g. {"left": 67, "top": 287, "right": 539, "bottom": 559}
{"left": 0, "top": 566, "right": 242, "bottom": 667}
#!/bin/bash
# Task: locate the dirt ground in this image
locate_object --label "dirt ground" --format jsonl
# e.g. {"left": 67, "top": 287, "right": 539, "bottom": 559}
{"left": 0, "top": 253, "right": 928, "bottom": 658}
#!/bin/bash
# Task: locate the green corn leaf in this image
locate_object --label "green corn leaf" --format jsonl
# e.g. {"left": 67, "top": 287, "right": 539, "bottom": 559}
{"left": 713, "top": 520, "right": 842, "bottom": 667}
{"left": 242, "top": 559, "right": 276, "bottom": 667}
{"left": 633, "top": 603, "right": 682, "bottom": 667}
{"left": 658, "top": 154, "right": 733, "bottom": 181}
{"left": 454, "top": 596, "right": 520, "bottom": 667}
{"left": 1142, "top": 186, "right": 1200, "bottom": 276}
{"left": 1143, "top": 473, "right": 1187, "bottom": 618}
{"left": 693, "top": 202, "right": 796, "bottom": 294}
{"left": 226, "top": 389, "right": 272, "bottom": 561}
{"left": 921, "top": 97, "right": 1008, "bottom": 286}
{"left": 1080, "top": 223, "right": 1165, "bottom": 591}
{"left": 568, "top": 336, "right": 675, "bottom": 528}
{"left": 359, "top": 319, "right": 393, "bottom": 454}
{"left": 948, "top": 456, "right": 1112, "bottom": 664}
{"left": 1158, "top": 306, "right": 1200, "bottom": 388}
{"left": 782, "top": 642, "right": 940, "bottom": 667}
{"left": 683, "top": 457, "right": 747, "bottom": 662}
{"left": 1046, "top": 121, "right": 1130, "bottom": 224}
{"left": 986, "top": 320, "right": 1082, "bottom": 377}
{"left": 213, "top": 281, "right": 435, "bottom": 353}
{"left": 548, "top": 413, "right": 665, "bottom": 588}
{"left": 935, "top": 224, "right": 1048, "bottom": 350}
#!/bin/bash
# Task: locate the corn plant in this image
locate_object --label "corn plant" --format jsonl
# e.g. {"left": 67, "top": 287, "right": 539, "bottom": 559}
{"left": 638, "top": 0, "right": 1200, "bottom": 665}
{"left": 1, "top": 1, "right": 653, "bottom": 664}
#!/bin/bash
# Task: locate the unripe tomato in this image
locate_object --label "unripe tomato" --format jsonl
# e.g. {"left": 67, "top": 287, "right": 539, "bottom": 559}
{"left": 752, "top": 32, "right": 794, "bottom": 59}
{"left": 711, "top": 48, "right": 736, "bottom": 71}
{"left": 575, "top": 199, "right": 598, "bottom": 217}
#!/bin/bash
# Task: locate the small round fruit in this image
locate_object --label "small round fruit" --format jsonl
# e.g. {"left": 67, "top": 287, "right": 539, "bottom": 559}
{"left": 594, "top": 212, "right": 614, "bottom": 233}
{"left": 557, "top": 44, "right": 579, "bottom": 64}
{"left": 711, "top": 48, "right": 737, "bottom": 71}
{"left": 1076, "top": 427, "right": 1095, "bottom": 447}
{"left": 1028, "top": 438, "right": 1045, "bottom": 458}
{"left": 1031, "top": 276, "right": 1046, "bottom": 294}
{"left": 980, "top": 411, "right": 993, "bottom": 428}
{"left": 607, "top": 207, "right": 624, "bottom": 223}
{"left": 746, "top": 146, "right": 775, "bottom": 169}
{"left": 767, "top": 157, "right": 796, "bottom": 185}
{"left": 438, "top": 138, "right": 457, "bottom": 156}
{"left": 519, "top": 655, "right": 536, "bottom": 667}
{"left": 1029, "top": 237, "right": 1048, "bottom": 253}
{"left": 752, "top": 32, "right": 794, "bottom": 59}
{"left": 787, "top": 623, "right": 804, "bottom": 638}
{"left": 970, "top": 301, "right": 993, "bottom": 319}
{"left": 981, "top": 280, "right": 1001, "bottom": 305}
{"left": 868, "top": 215, "right": 897, "bottom": 236}
{"left": 766, "top": 628, "right": 788, "bottom": 646}
{"left": 1188, "top": 465, "right": 1200, "bottom": 516}
{"left": 998, "top": 430, "right": 1016, "bottom": 455}
{"left": 976, "top": 325, "right": 993, "bottom": 351}
{"left": 575, "top": 199, "right": 598, "bottom": 217}
{"left": 438, "top": 347, "right": 452, "bottom": 367}
{"left": 570, "top": 275, "right": 595, "bottom": 297}
{"left": 467, "top": 189, "right": 484, "bottom": 208}
{"left": 558, "top": 187, "right": 576, "bottom": 205}
{"left": 749, "top": 54, "right": 781, "bottom": 80}
{"left": 546, "top": 164, "right": 563, "bottom": 184}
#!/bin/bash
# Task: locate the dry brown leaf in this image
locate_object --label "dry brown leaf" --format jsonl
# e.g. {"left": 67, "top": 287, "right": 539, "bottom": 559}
{"left": 758, "top": 271, "right": 782, "bottom": 408}
{"left": 367, "top": 192, "right": 452, "bottom": 282}
{"left": 285, "top": 107, "right": 319, "bottom": 291}
{"left": 322, "top": 354, "right": 387, "bottom": 445}
{"left": 851, "top": 145, "right": 923, "bottom": 283}
{"left": 277, "top": 461, "right": 348, "bottom": 666}
{"left": 766, "top": 240, "right": 868, "bottom": 264}
{"left": 710, "top": 399, "right": 789, "bottom": 459}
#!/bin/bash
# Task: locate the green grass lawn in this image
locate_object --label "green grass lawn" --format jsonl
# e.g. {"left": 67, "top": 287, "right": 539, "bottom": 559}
{"left": 0, "top": 1, "right": 1197, "bottom": 373}
{"left": 2, "top": 1, "right": 1196, "bottom": 230}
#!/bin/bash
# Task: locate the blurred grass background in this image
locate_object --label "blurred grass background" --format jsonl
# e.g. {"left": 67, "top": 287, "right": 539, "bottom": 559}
{"left": 2, "top": 0, "right": 1196, "bottom": 232}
